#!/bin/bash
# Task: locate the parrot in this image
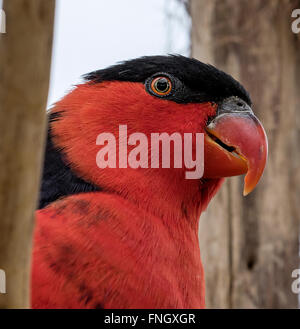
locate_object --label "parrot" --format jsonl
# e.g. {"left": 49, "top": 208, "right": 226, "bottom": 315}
{"left": 31, "top": 55, "right": 268, "bottom": 309}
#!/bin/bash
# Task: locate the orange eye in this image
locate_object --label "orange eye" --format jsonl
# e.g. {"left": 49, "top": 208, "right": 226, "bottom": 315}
{"left": 150, "top": 76, "right": 172, "bottom": 96}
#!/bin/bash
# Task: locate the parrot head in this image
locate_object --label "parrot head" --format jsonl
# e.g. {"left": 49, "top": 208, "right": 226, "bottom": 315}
{"left": 46, "top": 55, "right": 267, "bottom": 218}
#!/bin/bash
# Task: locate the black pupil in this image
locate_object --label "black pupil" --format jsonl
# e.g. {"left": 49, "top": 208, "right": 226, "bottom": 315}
{"left": 155, "top": 78, "right": 169, "bottom": 92}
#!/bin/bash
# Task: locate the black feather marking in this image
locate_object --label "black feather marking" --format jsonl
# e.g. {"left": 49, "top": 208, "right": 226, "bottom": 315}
{"left": 38, "top": 113, "right": 100, "bottom": 209}
{"left": 84, "top": 55, "right": 251, "bottom": 105}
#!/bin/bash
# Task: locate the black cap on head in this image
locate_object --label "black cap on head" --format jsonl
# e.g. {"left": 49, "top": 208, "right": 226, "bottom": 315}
{"left": 84, "top": 55, "right": 251, "bottom": 106}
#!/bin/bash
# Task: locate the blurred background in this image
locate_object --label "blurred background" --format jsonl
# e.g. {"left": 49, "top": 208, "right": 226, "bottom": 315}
{"left": 0, "top": 0, "right": 299, "bottom": 309}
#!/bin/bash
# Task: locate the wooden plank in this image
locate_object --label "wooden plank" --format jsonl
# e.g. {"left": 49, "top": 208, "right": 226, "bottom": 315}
{"left": 191, "top": 0, "right": 300, "bottom": 308}
{"left": 0, "top": 0, "right": 55, "bottom": 308}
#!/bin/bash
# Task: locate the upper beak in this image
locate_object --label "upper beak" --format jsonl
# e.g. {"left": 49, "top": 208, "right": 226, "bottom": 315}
{"left": 203, "top": 96, "right": 268, "bottom": 196}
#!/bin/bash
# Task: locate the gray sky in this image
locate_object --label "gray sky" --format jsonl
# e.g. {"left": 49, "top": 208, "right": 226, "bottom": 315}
{"left": 48, "top": 0, "right": 190, "bottom": 106}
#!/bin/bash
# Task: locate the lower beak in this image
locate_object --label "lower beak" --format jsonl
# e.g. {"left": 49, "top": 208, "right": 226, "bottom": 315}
{"left": 203, "top": 98, "right": 268, "bottom": 196}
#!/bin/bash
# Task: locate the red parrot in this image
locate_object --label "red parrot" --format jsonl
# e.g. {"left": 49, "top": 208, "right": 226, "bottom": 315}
{"left": 31, "top": 55, "right": 267, "bottom": 309}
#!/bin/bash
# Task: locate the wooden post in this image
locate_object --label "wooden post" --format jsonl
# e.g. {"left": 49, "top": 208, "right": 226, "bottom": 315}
{"left": 0, "top": 0, "right": 55, "bottom": 308}
{"left": 191, "top": 0, "right": 300, "bottom": 308}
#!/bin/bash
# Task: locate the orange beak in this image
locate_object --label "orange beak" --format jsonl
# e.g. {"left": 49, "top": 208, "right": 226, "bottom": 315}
{"left": 203, "top": 97, "right": 268, "bottom": 196}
